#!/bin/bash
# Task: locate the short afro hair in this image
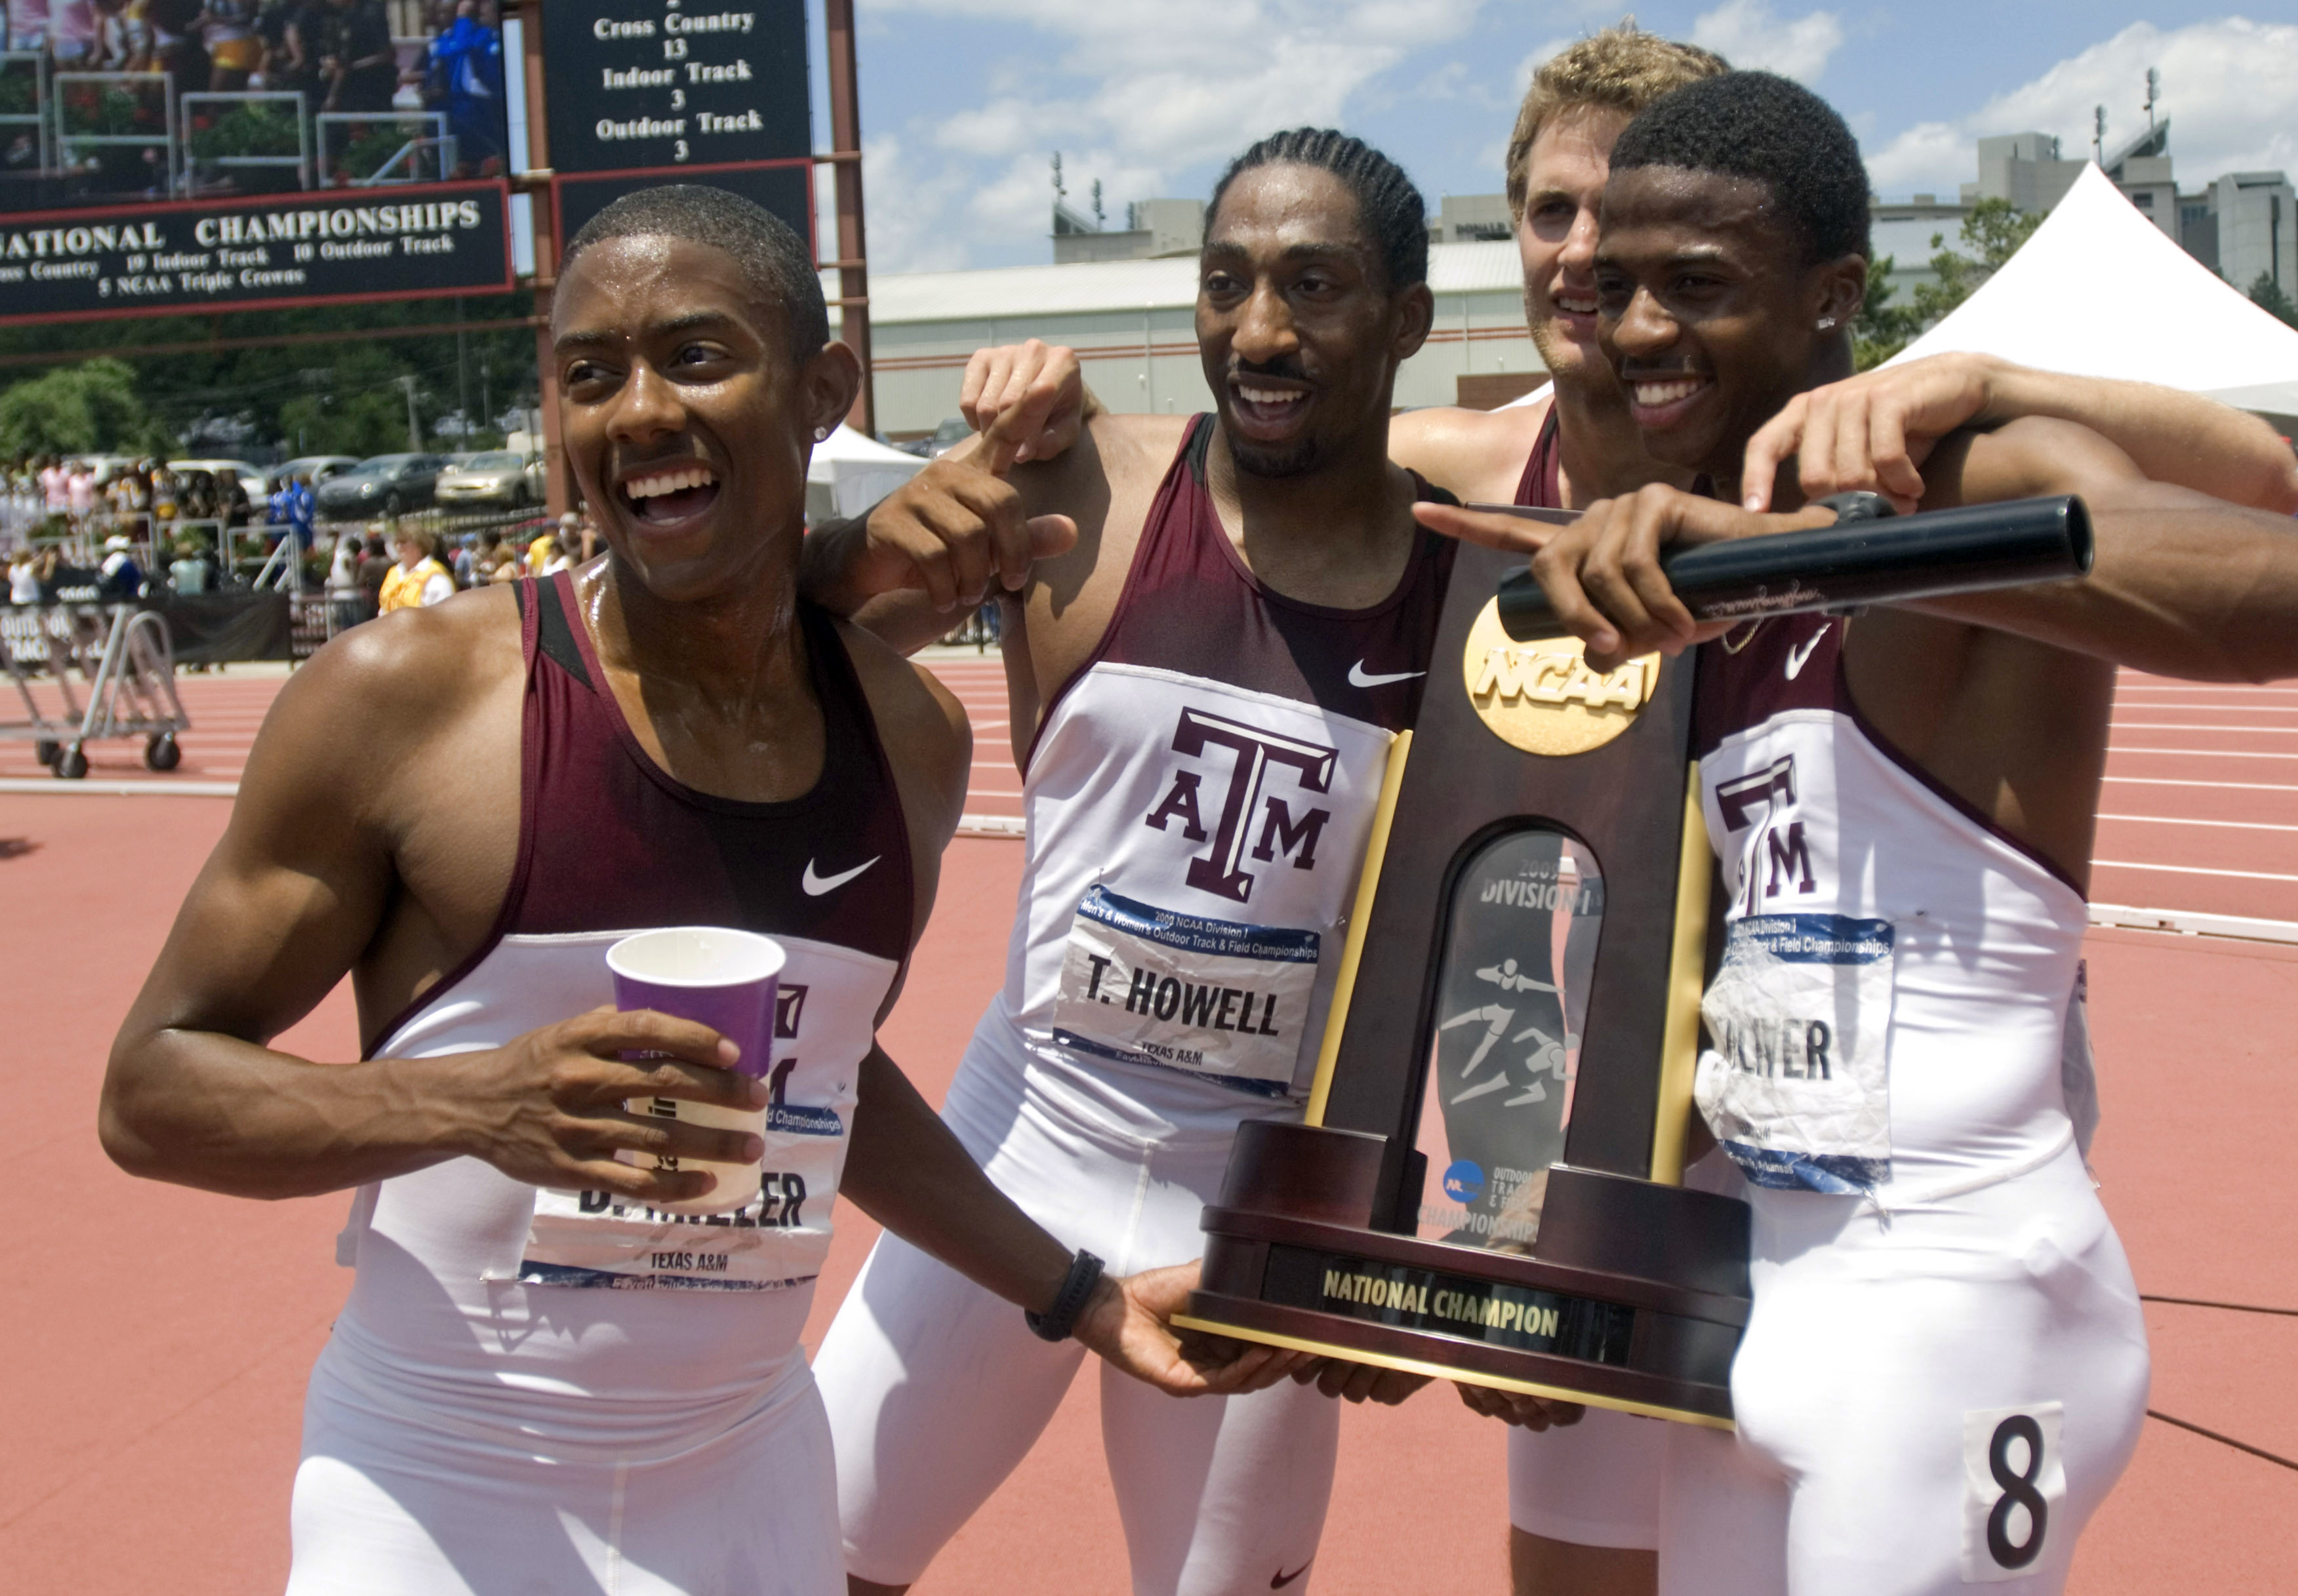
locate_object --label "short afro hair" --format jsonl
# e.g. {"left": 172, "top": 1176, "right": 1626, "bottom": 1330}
{"left": 563, "top": 184, "right": 829, "bottom": 362}
{"left": 1208, "top": 128, "right": 1428, "bottom": 290}
{"left": 1609, "top": 71, "right": 1871, "bottom": 264}
{"left": 1506, "top": 22, "right": 1729, "bottom": 221}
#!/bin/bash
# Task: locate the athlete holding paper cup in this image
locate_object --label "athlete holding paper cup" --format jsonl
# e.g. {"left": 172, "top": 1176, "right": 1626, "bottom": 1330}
{"left": 98, "top": 186, "right": 1296, "bottom": 1596}
{"left": 605, "top": 926, "right": 788, "bottom": 1217}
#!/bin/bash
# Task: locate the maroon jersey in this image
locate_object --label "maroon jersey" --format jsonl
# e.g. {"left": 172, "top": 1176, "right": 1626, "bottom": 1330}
{"left": 344, "top": 572, "right": 916, "bottom": 1325}
{"left": 371, "top": 572, "right": 914, "bottom": 1053}
{"left": 1032, "top": 412, "right": 1461, "bottom": 763}
{"left": 1007, "top": 414, "right": 1461, "bottom": 1099}
{"left": 1514, "top": 403, "right": 1563, "bottom": 509}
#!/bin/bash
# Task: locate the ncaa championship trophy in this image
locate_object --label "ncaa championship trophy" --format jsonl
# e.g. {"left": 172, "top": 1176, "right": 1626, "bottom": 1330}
{"left": 1173, "top": 494, "right": 2095, "bottom": 1427}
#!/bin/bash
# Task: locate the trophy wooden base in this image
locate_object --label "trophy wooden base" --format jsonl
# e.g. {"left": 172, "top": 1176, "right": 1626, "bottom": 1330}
{"left": 1176, "top": 1122, "right": 1752, "bottom": 1427}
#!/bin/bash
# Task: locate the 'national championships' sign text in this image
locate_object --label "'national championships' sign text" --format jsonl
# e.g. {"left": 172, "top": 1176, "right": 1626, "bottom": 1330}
{"left": 0, "top": 182, "right": 514, "bottom": 326}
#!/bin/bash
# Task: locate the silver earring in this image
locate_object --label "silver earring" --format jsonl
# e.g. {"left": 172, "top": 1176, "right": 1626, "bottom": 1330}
{"left": 814, "top": 426, "right": 829, "bottom": 441}
{"left": 1817, "top": 317, "right": 1837, "bottom": 330}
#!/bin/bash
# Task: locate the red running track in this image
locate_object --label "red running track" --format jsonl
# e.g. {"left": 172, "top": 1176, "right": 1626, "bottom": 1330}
{"left": 1, "top": 656, "right": 2293, "bottom": 1593}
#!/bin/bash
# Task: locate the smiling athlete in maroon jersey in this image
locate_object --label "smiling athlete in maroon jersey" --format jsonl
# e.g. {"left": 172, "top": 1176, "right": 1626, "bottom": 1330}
{"left": 99, "top": 186, "right": 1287, "bottom": 1596}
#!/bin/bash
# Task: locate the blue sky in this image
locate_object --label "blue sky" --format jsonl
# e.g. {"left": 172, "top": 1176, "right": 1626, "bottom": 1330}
{"left": 792, "top": 3, "right": 2298, "bottom": 273}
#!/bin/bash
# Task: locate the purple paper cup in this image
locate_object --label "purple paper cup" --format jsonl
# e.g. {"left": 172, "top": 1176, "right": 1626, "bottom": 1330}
{"left": 606, "top": 927, "right": 785, "bottom": 1216}
{"left": 605, "top": 926, "right": 784, "bottom": 1077}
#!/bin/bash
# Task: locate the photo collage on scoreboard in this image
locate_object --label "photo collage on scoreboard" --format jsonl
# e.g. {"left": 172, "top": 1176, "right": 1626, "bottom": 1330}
{"left": 0, "top": 1, "right": 510, "bottom": 212}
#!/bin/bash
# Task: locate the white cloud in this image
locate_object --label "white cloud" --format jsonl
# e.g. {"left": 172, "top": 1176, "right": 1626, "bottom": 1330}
{"left": 1689, "top": 0, "right": 1843, "bottom": 85}
{"left": 854, "top": 0, "right": 1489, "bottom": 269}
{"left": 1516, "top": 35, "right": 1575, "bottom": 92}
{"left": 1865, "top": 18, "right": 2298, "bottom": 199}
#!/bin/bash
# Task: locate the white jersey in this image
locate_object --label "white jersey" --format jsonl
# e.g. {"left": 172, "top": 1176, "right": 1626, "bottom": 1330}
{"left": 816, "top": 418, "right": 1463, "bottom": 1594}
{"left": 331, "top": 930, "right": 893, "bottom": 1450}
{"left": 1007, "top": 414, "right": 1458, "bottom": 1109}
{"left": 1691, "top": 613, "right": 2091, "bottom": 1203}
{"left": 1661, "top": 615, "right": 2147, "bottom": 1596}
{"left": 310, "top": 580, "right": 912, "bottom": 1477}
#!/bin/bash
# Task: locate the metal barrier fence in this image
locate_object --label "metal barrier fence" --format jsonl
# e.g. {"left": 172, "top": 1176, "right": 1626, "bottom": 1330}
{"left": 5, "top": 504, "right": 555, "bottom": 603}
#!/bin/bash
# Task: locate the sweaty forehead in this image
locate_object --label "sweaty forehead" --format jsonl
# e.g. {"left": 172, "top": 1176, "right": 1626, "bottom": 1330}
{"left": 553, "top": 233, "right": 778, "bottom": 343}
{"left": 1206, "top": 164, "right": 1372, "bottom": 261}
{"left": 1596, "top": 167, "right": 1792, "bottom": 262}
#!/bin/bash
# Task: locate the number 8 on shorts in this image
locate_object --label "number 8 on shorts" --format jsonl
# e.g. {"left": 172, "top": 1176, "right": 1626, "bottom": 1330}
{"left": 1961, "top": 1403, "right": 2065, "bottom": 1582}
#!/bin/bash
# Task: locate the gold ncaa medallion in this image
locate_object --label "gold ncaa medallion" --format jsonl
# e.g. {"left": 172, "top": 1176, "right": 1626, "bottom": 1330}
{"left": 1462, "top": 599, "right": 1661, "bottom": 756}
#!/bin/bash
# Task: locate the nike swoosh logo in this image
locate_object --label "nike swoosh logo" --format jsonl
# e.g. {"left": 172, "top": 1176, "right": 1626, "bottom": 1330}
{"left": 801, "top": 856, "right": 879, "bottom": 896}
{"left": 1271, "top": 1564, "right": 1312, "bottom": 1589}
{"left": 1784, "top": 624, "right": 1830, "bottom": 681}
{"left": 1348, "top": 661, "right": 1426, "bottom": 688}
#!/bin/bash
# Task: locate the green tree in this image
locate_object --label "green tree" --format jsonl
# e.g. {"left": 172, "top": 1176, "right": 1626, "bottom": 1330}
{"left": 0, "top": 357, "right": 171, "bottom": 457}
{"left": 1853, "top": 256, "right": 1922, "bottom": 370}
{"left": 0, "top": 292, "right": 539, "bottom": 461}
{"left": 2249, "top": 271, "right": 2298, "bottom": 330}
{"left": 1910, "top": 197, "right": 2043, "bottom": 329}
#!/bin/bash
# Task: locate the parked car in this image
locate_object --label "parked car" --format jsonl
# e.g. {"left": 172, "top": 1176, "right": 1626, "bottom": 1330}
{"left": 891, "top": 417, "right": 971, "bottom": 460}
{"left": 315, "top": 453, "right": 451, "bottom": 519}
{"left": 435, "top": 450, "right": 537, "bottom": 509}
{"left": 270, "top": 455, "right": 360, "bottom": 492}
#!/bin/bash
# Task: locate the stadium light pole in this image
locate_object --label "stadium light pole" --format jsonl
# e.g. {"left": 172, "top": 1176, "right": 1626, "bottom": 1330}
{"left": 821, "top": 0, "right": 875, "bottom": 438}
{"left": 517, "top": 1, "right": 572, "bottom": 517}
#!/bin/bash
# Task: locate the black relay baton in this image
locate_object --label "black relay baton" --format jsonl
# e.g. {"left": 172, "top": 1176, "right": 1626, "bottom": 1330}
{"left": 1490, "top": 493, "right": 2094, "bottom": 643}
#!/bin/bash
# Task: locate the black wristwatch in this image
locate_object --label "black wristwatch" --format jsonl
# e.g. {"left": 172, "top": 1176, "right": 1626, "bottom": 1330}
{"left": 1024, "top": 1248, "right": 1106, "bottom": 1342}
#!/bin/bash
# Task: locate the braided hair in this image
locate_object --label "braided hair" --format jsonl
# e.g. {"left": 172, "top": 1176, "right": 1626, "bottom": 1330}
{"left": 1207, "top": 129, "right": 1428, "bottom": 290}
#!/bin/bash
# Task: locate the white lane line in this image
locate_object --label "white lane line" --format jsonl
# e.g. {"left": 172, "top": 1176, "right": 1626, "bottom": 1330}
{"left": 2103, "top": 776, "right": 2298, "bottom": 793}
{"left": 0, "top": 778, "right": 237, "bottom": 797}
{"left": 2111, "top": 723, "right": 2298, "bottom": 733}
{"left": 2091, "top": 904, "right": 2298, "bottom": 945}
{"left": 2108, "top": 748, "right": 2298, "bottom": 759}
{"left": 966, "top": 789, "right": 1025, "bottom": 799}
{"left": 2093, "top": 859, "right": 2298, "bottom": 883}
{"left": 2098, "top": 814, "right": 2298, "bottom": 833}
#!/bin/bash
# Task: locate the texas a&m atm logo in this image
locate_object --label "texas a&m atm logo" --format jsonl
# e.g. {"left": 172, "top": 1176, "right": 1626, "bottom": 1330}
{"left": 1142, "top": 708, "right": 1337, "bottom": 903}
{"left": 1714, "top": 753, "right": 1820, "bottom": 913}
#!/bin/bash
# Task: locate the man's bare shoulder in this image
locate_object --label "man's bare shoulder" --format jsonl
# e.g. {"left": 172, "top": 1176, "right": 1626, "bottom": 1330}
{"left": 1389, "top": 396, "right": 1549, "bottom": 500}
{"left": 248, "top": 586, "right": 523, "bottom": 791}
{"left": 1011, "top": 410, "right": 1187, "bottom": 503}
{"left": 304, "top": 582, "right": 521, "bottom": 705}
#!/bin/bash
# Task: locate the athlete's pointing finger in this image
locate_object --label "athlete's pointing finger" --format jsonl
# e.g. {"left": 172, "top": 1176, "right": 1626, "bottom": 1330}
{"left": 1411, "top": 500, "right": 1563, "bottom": 557}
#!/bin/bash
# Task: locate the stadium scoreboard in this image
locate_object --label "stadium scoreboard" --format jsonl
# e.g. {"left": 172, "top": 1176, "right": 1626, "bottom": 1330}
{"left": 540, "top": 2, "right": 810, "bottom": 174}
{"left": 0, "top": 1, "right": 813, "bottom": 326}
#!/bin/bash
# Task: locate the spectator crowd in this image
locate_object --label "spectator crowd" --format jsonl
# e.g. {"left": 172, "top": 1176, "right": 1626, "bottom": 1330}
{"left": 3, "top": 0, "right": 508, "bottom": 183}
{"left": 5, "top": 450, "right": 582, "bottom": 616}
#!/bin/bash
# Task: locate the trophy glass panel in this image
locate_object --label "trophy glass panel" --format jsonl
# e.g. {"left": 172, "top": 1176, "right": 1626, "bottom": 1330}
{"left": 1411, "top": 828, "right": 1605, "bottom": 1253}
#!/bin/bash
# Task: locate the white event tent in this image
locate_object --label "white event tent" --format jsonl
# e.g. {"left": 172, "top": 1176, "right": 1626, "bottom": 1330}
{"left": 1885, "top": 163, "right": 2298, "bottom": 423}
{"left": 805, "top": 424, "right": 927, "bottom": 521}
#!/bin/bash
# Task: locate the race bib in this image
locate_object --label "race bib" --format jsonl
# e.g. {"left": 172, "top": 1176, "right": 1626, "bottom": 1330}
{"left": 511, "top": 953, "right": 883, "bottom": 1290}
{"left": 1961, "top": 1403, "right": 2065, "bottom": 1582}
{"left": 515, "top": 1064, "right": 849, "bottom": 1291}
{"left": 1695, "top": 912, "right": 1895, "bottom": 1193}
{"left": 1051, "top": 885, "right": 1320, "bottom": 1088}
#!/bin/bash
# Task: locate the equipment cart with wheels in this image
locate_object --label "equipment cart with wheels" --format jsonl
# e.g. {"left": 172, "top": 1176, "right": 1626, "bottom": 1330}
{"left": 0, "top": 603, "right": 192, "bottom": 779}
